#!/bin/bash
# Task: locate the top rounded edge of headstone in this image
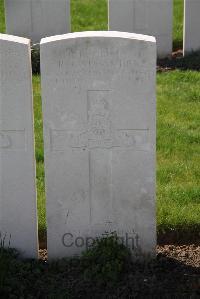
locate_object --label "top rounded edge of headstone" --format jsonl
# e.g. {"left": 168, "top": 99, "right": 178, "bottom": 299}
{"left": 40, "top": 31, "right": 156, "bottom": 45}
{"left": 0, "top": 33, "right": 30, "bottom": 45}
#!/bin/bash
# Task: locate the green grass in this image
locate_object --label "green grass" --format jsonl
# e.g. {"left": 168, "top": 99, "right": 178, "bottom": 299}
{"left": 71, "top": 0, "right": 107, "bottom": 32}
{"left": 157, "top": 71, "right": 200, "bottom": 230}
{"left": 0, "top": 0, "right": 5, "bottom": 33}
{"left": 173, "top": 0, "right": 184, "bottom": 50}
{"left": 33, "top": 76, "right": 46, "bottom": 241}
{"left": 1, "top": 1, "right": 200, "bottom": 240}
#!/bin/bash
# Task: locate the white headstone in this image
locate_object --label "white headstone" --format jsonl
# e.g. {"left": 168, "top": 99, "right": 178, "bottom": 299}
{"left": 41, "top": 31, "right": 156, "bottom": 259}
{"left": 108, "top": 0, "right": 173, "bottom": 58}
{"left": 4, "top": 0, "right": 70, "bottom": 43}
{"left": 184, "top": 0, "right": 200, "bottom": 55}
{"left": 0, "top": 34, "right": 38, "bottom": 258}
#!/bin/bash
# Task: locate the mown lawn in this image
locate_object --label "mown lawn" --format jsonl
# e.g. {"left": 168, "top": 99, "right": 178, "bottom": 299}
{"left": 0, "top": 0, "right": 5, "bottom": 33}
{"left": 1, "top": 0, "right": 200, "bottom": 240}
{"left": 157, "top": 71, "right": 200, "bottom": 230}
{"left": 173, "top": 0, "right": 184, "bottom": 49}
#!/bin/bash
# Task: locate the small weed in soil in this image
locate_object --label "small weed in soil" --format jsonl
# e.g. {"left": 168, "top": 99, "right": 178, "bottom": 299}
{"left": 80, "top": 234, "right": 132, "bottom": 286}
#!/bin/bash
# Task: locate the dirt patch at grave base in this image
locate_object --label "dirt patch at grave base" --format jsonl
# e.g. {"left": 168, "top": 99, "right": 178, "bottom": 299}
{"left": 157, "top": 245, "right": 200, "bottom": 268}
{"left": 38, "top": 245, "right": 200, "bottom": 299}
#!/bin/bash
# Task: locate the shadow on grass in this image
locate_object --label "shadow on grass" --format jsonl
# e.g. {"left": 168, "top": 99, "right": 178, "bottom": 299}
{"left": 157, "top": 225, "right": 200, "bottom": 246}
{"left": 158, "top": 50, "right": 200, "bottom": 72}
{"left": 38, "top": 229, "right": 47, "bottom": 249}
{"left": 0, "top": 247, "right": 199, "bottom": 298}
{"left": 173, "top": 40, "right": 183, "bottom": 52}
{"left": 32, "top": 45, "right": 40, "bottom": 74}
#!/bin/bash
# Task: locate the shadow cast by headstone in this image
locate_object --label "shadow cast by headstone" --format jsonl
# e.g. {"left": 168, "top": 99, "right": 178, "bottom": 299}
{"left": 112, "top": 252, "right": 200, "bottom": 298}
{"left": 157, "top": 225, "right": 200, "bottom": 246}
{"left": 31, "top": 44, "right": 41, "bottom": 74}
{"left": 173, "top": 40, "right": 183, "bottom": 52}
{"left": 71, "top": 251, "right": 200, "bottom": 298}
{"left": 158, "top": 50, "right": 200, "bottom": 72}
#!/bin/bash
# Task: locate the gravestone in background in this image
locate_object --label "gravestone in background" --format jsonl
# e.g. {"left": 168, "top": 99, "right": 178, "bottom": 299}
{"left": 0, "top": 34, "right": 38, "bottom": 258}
{"left": 4, "top": 0, "right": 70, "bottom": 43}
{"left": 108, "top": 0, "right": 172, "bottom": 58}
{"left": 184, "top": 0, "right": 200, "bottom": 55}
{"left": 41, "top": 31, "right": 156, "bottom": 259}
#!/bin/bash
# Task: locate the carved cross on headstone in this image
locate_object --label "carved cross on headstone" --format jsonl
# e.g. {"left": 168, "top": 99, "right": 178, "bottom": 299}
{"left": 49, "top": 90, "right": 150, "bottom": 225}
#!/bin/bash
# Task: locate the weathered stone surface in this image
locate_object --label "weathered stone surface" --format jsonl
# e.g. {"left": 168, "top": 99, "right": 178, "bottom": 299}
{"left": 184, "top": 0, "right": 200, "bottom": 55}
{"left": 5, "top": 0, "right": 70, "bottom": 43}
{"left": 41, "top": 31, "right": 156, "bottom": 259}
{"left": 108, "top": 0, "right": 172, "bottom": 58}
{"left": 0, "top": 34, "right": 38, "bottom": 258}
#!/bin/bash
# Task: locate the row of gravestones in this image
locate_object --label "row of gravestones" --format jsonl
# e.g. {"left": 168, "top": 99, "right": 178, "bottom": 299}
{"left": 4, "top": 0, "right": 200, "bottom": 57}
{"left": 0, "top": 31, "right": 156, "bottom": 260}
